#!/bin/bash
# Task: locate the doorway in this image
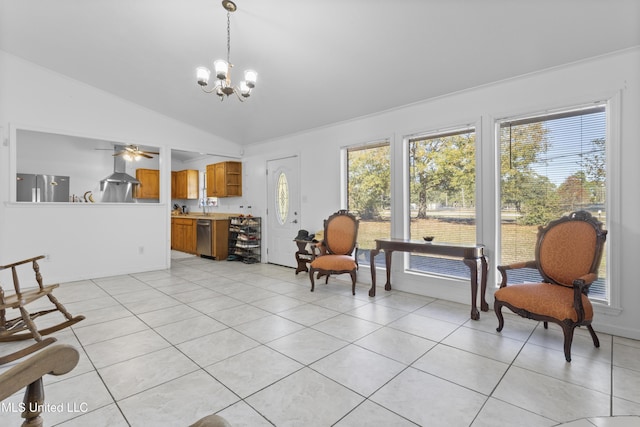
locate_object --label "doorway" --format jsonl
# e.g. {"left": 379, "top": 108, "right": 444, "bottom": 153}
{"left": 266, "top": 156, "right": 300, "bottom": 268}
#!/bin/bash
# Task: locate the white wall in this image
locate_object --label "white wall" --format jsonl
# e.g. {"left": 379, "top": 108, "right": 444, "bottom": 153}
{"left": 0, "top": 51, "right": 243, "bottom": 283}
{"left": 243, "top": 48, "right": 640, "bottom": 340}
{"left": 1, "top": 47, "right": 639, "bottom": 340}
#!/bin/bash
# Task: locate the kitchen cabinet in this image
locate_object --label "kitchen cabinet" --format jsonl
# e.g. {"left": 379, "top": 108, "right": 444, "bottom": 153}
{"left": 172, "top": 169, "right": 199, "bottom": 199}
{"left": 206, "top": 161, "right": 242, "bottom": 197}
{"left": 171, "top": 171, "right": 177, "bottom": 199}
{"left": 171, "top": 218, "right": 197, "bottom": 254}
{"left": 207, "top": 219, "right": 230, "bottom": 260}
{"left": 134, "top": 168, "right": 159, "bottom": 199}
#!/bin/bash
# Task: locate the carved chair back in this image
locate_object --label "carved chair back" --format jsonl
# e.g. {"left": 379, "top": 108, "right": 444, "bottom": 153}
{"left": 322, "top": 210, "right": 359, "bottom": 256}
{"left": 535, "top": 210, "right": 607, "bottom": 288}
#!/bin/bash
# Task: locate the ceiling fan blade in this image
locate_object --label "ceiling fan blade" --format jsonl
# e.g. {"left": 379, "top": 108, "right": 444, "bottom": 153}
{"left": 144, "top": 151, "right": 160, "bottom": 155}
{"left": 139, "top": 153, "right": 153, "bottom": 159}
{"left": 113, "top": 151, "right": 127, "bottom": 157}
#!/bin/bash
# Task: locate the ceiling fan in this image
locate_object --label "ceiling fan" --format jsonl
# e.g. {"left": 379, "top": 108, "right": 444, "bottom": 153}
{"left": 112, "top": 145, "right": 159, "bottom": 161}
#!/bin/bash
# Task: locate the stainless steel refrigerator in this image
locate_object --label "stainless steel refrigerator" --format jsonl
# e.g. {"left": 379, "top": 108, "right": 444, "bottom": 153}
{"left": 16, "top": 174, "right": 70, "bottom": 202}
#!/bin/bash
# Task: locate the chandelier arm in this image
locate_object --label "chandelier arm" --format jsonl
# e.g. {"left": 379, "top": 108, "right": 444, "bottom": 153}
{"left": 233, "top": 89, "right": 246, "bottom": 102}
{"left": 200, "top": 86, "right": 219, "bottom": 94}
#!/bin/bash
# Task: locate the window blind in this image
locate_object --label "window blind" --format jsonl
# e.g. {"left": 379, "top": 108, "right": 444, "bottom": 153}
{"left": 499, "top": 105, "right": 607, "bottom": 301}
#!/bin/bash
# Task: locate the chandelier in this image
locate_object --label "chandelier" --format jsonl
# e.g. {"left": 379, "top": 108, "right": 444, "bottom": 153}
{"left": 196, "top": 0, "right": 257, "bottom": 101}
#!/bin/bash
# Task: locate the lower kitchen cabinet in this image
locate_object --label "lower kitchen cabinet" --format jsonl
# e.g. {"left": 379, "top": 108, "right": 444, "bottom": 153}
{"left": 172, "top": 217, "right": 229, "bottom": 259}
{"left": 171, "top": 218, "right": 196, "bottom": 254}
{"left": 210, "top": 220, "right": 230, "bottom": 260}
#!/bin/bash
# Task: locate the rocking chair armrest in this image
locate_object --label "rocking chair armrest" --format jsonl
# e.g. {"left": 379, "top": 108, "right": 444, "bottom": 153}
{"left": 496, "top": 260, "right": 537, "bottom": 288}
{"left": 0, "top": 344, "right": 79, "bottom": 401}
{"left": 0, "top": 255, "right": 45, "bottom": 271}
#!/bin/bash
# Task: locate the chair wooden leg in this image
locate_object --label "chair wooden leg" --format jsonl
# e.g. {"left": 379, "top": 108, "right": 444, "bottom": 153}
{"left": 309, "top": 269, "right": 315, "bottom": 292}
{"left": 494, "top": 301, "right": 505, "bottom": 332}
{"left": 46, "top": 293, "right": 75, "bottom": 320}
{"left": 349, "top": 271, "right": 356, "bottom": 295}
{"left": 19, "top": 306, "right": 43, "bottom": 342}
{"left": 561, "top": 324, "right": 575, "bottom": 362}
{"left": 22, "top": 378, "right": 44, "bottom": 427}
{"left": 588, "top": 324, "right": 600, "bottom": 348}
{"left": 544, "top": 321, "right": 549, "bottom": 329}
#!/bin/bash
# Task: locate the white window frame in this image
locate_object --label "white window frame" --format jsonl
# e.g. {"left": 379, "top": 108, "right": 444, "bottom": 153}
{"left": 493, "top": 93, "right": 621, "bottom": 313}
{"left": 401, "top": 121, "right": 481, "bottom": 279}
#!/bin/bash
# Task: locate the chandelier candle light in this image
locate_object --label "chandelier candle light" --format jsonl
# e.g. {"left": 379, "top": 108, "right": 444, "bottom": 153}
{"left": 196, "top": 0, "right": 257, "bottom": 101}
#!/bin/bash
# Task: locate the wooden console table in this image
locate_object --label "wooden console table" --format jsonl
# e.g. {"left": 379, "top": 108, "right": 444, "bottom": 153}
{"left": 369, "top": 238, "right": 489, "bottom": 320}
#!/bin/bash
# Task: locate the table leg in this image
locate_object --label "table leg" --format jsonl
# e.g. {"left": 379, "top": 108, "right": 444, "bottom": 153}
{"left": 480, "top": 256, "right": 489, "bottom": 312}
{"left": 369, "top": 249, "right": 379, "bottom": 297}
{"left": 294, "top": 252, "right": 309, "bottom": 274}
{"left": 463, "top": 258, "right": 480, "bottom": 320}
{"left": 384, "top": 250, "right": 393, "bottom": 291}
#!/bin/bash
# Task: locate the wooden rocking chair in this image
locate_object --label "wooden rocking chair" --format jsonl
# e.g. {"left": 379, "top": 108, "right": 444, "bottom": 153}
{"left": 0, "top": 344, "right": 79, "bottom": 427}
{"left": 0, "top": 255, "right": 85, "bottom": 365}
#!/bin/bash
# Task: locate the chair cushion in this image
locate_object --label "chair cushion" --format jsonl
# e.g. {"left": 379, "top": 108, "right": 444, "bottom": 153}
{"left": 495, "top": 282, "right": 593, "bottom": 322}
{"left": 311, "top": 255, "right": 357, "bottom": 271}
{"left": 325, "top": 215, "right": 357, "bottom": 255}
{"left": 539, "top": 221, "right": 597, "bottom": 287}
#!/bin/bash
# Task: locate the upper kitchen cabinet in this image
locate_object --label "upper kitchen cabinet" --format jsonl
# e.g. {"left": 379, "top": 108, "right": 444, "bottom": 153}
{"left": 134, "top": 168, "right": 160, "bottom": 199}
{"left": 172, "top": 170, "right": 199, "bottom": 200}
{"left": 206, "top": 161, "right": 242, "bottom": 197}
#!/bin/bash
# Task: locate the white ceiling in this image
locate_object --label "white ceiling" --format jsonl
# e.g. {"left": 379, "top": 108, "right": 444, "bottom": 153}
{"left": 1, "top": 0, "right": 639, "bottom": 146}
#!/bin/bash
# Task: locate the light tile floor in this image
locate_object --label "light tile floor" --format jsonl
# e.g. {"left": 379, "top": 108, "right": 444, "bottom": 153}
{"left": 1, "top": 254, "right": 640, "bottom": 426}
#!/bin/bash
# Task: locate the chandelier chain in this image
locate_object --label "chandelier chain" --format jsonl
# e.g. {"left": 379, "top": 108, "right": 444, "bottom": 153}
{"left": 226, "top": 11, "right": 231, "bottom": 64}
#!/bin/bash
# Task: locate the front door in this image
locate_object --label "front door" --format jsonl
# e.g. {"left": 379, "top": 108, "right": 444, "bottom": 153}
{"left": 266, "top": 156, "right": 300, "bottom": 268}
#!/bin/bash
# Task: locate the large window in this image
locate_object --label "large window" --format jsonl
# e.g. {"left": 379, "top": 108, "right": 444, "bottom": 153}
{"left": 346, "top": 142, "right": 391, "bottom": 265}
{"left": 499, "top": 105, "right": 608, "bottom": 302}
{"left": 408, "top": 127, "right": 476, "bottom": 278}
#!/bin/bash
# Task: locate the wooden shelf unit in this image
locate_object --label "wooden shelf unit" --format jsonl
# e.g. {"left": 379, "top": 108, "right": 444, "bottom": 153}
{"left": 206, "top": 161, "right": 242, "bottom": 197}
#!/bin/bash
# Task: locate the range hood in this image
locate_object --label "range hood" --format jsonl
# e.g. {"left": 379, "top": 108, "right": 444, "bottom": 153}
{"left": 100, "top": 147, "right": 140, "bottom": 189}
{"left": 100, "top": 147, "right": 139, "bottom": 203}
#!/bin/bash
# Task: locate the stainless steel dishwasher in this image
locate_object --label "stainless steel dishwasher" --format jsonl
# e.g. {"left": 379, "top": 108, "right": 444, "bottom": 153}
{"left": 196, "top": 220, "right": 212, "bottom": 257}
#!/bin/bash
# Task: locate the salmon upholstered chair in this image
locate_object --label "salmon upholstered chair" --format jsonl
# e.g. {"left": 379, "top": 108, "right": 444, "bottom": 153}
{"left": 494, "top": 210, "right": 607, "bottom": 362}
{"left": 309, "top": 210, "right": 359, "bottom": 295}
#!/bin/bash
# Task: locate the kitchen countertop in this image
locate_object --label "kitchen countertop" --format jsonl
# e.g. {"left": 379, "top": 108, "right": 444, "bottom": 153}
{"left": 171, "top": 213, "right": 238, "bottom": 220}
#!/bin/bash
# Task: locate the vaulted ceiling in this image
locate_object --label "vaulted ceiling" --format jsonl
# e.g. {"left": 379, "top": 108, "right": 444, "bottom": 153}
{"left": 1, "top": 0, "right": 639, "bottom": 145}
